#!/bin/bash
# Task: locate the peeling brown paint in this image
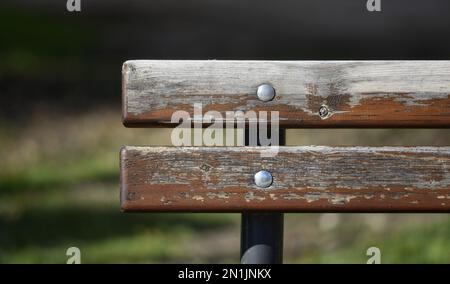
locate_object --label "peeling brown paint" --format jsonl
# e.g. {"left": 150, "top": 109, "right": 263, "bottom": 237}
{"left": 123, "top": 61, "right": 450, "bottom": 128}
{"left": 244, "top": 192, "right": 266, "bottom": 202}
{"left": 207, "top": 191, "right": 229, "bottom": 199}
{"left": 120, "top": 146, "right": 450, "bottom": 212}
{"left": 192, "top": 195, "right": 204, "bottom": 202}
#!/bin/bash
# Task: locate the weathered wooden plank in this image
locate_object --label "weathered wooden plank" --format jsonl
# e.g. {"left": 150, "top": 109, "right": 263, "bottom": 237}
{"left": 122, "top": 60, "right": 450, "bottom": 128}
{"left": 120, "top": 146, "right": 450, "bottom": 212}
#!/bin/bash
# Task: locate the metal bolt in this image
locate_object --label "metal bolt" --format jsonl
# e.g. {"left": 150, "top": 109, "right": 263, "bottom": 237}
{"left": 256, "top": 84, "right": 276, "bottom": 102}
{"left": 319, "top": 105, "right": 329, "bottom": 118}
{"left": 254, "top": 170, "right": 273, "bottom": 188}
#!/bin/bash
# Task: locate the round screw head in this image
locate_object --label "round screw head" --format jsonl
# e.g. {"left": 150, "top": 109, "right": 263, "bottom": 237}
{"left": 256, "top": 84, "right": 276, "bottom": 102}
{"left": 254, "top": 170, "right": 273, "bottom": 188}
{"left": 319, "top": 105, "right": 329, "bottom": 118}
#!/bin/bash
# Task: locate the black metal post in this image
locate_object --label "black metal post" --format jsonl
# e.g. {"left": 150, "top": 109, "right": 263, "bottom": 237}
{"left": 240, "top": 212, "right": 284, "bottom": 264}
{"left": 240, "top": 128, "right": 285, "bottom": 264}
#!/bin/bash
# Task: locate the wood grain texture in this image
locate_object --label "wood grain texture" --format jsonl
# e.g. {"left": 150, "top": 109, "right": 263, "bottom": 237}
{"left": 120, "top": 146, "right": 450, "bottom": 212}
{"left": 122, "top": 60, "right": 450, "bottom": 128}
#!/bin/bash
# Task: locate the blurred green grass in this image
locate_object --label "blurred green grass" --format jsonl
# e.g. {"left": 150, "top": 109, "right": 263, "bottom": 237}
{"left": 291, "top": 214, "right": 450, "bottom": 264}
{"left": 0, "top": 110, "right": 449, "bottom": 263}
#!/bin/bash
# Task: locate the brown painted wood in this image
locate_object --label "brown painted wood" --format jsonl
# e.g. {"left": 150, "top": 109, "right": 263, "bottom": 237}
{"left": 122, "top": 60, "right": 450, "bottom": 128}
{"left": 120, "top": 146, "right": 450, "bottom": 212}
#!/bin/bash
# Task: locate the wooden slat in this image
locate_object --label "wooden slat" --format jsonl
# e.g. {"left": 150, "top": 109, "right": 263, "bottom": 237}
{"left": 120, "top": 146, "right": 450, "bottom": 212}
{"left": 122, "top": 60, "right": 450, "bottom": 128}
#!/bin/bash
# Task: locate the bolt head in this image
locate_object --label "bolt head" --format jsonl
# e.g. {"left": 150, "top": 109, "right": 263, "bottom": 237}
{"left": 254, "top": 170, "right": 273, "bottom": 188}
{"left": 256, "top": 84, "right": 276, "bottom": 102}
{"left": 319, "top": 105, "right": 329, "bottom": 118}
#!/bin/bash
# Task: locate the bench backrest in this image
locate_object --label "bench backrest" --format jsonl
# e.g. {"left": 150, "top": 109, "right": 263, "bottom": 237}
{"left": 120, "top": 60, "right": 450, "bottom": 212}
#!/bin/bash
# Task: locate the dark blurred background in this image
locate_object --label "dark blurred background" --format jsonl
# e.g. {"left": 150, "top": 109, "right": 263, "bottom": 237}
{"left": 0, "top": 0, "right": 449, "bottom": 263}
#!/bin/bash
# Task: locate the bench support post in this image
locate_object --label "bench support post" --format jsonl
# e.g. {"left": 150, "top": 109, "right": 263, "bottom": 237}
{"left": 240, "top": 128, "right": 285, "bottom": 264}
{"left": 240, "top": 212, "right": 284, "bottom": 264}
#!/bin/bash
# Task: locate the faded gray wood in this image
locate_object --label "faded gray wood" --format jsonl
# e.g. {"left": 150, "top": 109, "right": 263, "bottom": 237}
{"left": 122, "top": 60, "right": 450, "bottom": 127}
{"left": 120, "top": 146, "right": 450, "bottom": 212}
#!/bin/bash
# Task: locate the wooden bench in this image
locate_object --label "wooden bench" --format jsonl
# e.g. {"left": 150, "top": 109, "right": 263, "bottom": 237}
{"left": 120, "top": 60, "right": 450, "bottom": 263}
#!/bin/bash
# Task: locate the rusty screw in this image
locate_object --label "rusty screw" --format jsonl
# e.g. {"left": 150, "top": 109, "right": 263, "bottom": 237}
{"left": 319, "top": 105, "right": 329, "bottom": 118}
{"left": 254, "top": 170, "right": 273, "bottom": 188}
